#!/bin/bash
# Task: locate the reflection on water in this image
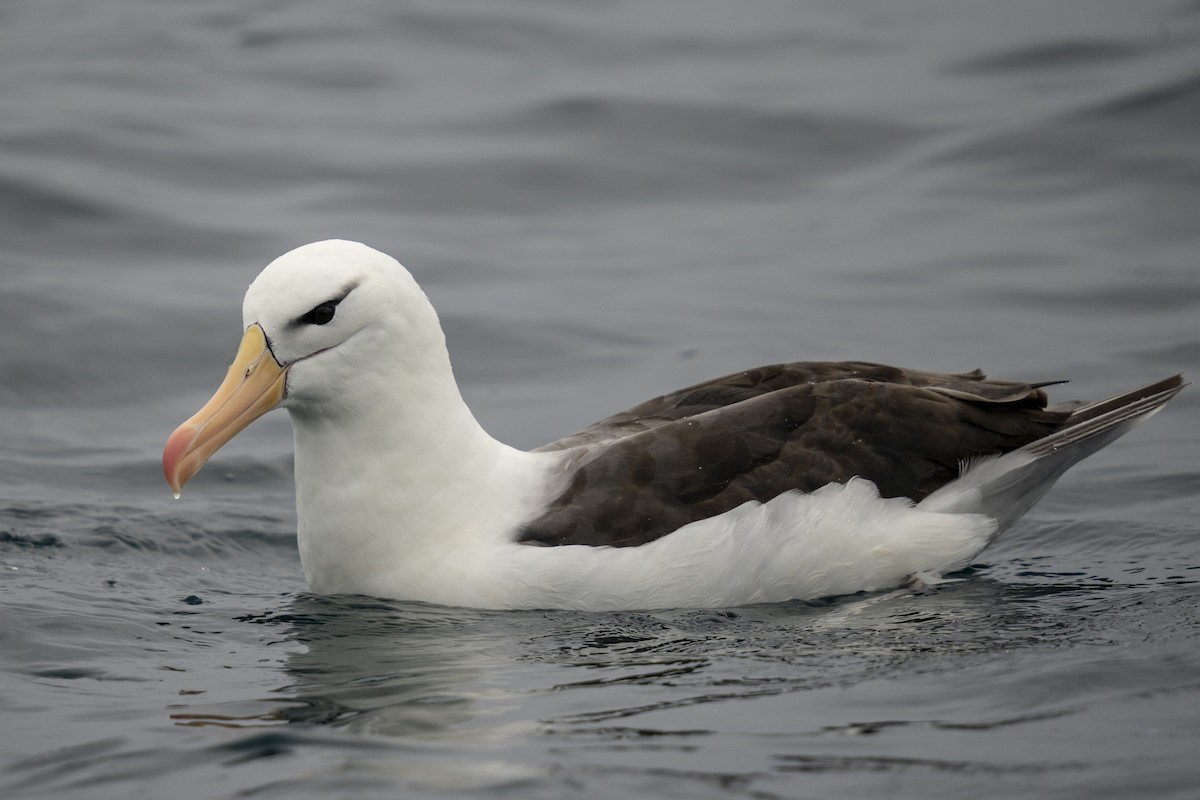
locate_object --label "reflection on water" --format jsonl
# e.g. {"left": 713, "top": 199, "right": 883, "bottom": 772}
{"left": 1, "top": 0, "right": 1199, "bottom": 797}
{"left": 149, "top": 574, "right": 1200, "bottom": 796}
{"left": 190, "top": 576, "right": 1098, "bottom": 735}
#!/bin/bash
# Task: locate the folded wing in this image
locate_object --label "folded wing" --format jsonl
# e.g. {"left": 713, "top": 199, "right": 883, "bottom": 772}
{"left": 522, "top": 362, "right": 1074, "bottom": 547}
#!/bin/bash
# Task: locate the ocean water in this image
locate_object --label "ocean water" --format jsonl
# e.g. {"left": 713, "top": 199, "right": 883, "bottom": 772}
{"left": 2, "top": 1, "right": 1199, "bottom": 797}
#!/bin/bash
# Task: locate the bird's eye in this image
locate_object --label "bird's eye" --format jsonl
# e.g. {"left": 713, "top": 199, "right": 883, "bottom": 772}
{"left": 300, "top": 302, "right": 337, "bottom": 326}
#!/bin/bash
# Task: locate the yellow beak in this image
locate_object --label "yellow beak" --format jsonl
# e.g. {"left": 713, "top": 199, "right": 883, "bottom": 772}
{"left": 163, "top": 324, "right": 286, "bottom": 497}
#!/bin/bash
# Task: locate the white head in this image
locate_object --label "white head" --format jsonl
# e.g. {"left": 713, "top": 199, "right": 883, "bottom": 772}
{"left": 163, "top": 239, "right": 456, "bottom": 493}
{"left": 243, "top": 239, "right": 446, "bottom": 417}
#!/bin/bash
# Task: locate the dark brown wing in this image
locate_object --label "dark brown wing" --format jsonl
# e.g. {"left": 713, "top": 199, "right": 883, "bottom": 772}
{"left": 534, "top": 361, "right": 1049, "bottom": 452}
{"left": 519, "top": 362, "right": 1068, "bottom": 548}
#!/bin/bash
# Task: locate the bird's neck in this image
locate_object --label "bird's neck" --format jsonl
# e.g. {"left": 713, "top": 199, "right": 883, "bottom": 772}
{"left": 286, "top": 347, "right": 548, "bottom": 598}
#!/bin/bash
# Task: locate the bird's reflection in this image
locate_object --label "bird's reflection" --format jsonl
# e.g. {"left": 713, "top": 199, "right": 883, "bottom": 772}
{"left": 248, "top": 595, "right": 518, "bottom": 737}
{"left": 169, "top": 566, "right": 1116, "bottom": 739}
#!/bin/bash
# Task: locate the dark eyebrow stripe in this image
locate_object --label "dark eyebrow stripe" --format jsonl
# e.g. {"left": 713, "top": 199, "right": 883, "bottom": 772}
{"left": 328, "top": 281, "right": 359, "bottom": 306}
{"left": 289, "top": 281, "right": 360, "bottom": 328}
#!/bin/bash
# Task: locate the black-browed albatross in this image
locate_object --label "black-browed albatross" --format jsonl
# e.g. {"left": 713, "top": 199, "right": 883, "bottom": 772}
{"left": 163, "top": 240, "right": 1185, "bottom": 610}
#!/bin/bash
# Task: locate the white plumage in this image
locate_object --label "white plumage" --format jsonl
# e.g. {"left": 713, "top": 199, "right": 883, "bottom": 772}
{"left": 163, "top": 240, "right": 1184, "bottom": 610}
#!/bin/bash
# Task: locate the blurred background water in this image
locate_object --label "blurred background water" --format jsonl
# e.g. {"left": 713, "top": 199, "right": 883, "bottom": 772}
{"left": 1, "top": 1, "right": 1199, "bottom": 797}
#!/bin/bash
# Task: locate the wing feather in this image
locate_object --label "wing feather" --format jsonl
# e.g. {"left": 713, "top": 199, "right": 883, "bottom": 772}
{"left": 520, "top": 362, "right": 1068, "bottom": 547}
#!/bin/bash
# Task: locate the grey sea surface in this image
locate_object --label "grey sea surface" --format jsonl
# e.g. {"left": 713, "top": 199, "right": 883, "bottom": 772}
{"left": 2, "top": 1, "right": 1200, "bottom": 797}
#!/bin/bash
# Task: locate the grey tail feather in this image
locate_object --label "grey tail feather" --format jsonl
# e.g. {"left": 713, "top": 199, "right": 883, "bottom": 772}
{"left": 919, "top": 374, "right": 1187, "bottom": 533}
{"left": 1053, "top": 374, "right": 1185, "bottom": 430}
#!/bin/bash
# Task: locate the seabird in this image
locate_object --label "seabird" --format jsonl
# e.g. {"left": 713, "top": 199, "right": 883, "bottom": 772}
{"left": 163, "top": 240, "right": 1185, "bottom": 610}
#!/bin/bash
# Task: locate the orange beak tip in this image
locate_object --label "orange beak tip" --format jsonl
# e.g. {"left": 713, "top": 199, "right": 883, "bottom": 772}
{"left": 162, "top": 324, "right": 285, "bottom": 499}
{"left": 163, "top": 423, "right": 194, "bottom": 496}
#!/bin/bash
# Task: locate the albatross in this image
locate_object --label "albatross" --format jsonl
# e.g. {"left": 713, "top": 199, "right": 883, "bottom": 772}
{"left": 163, "top": 240, "right": 1185, "bottom": 610}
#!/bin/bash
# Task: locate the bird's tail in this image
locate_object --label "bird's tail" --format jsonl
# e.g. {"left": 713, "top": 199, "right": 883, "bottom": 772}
{"left": 918, "top": 375, "right": 1186, "bottom": 534}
